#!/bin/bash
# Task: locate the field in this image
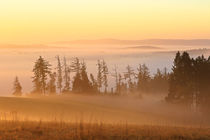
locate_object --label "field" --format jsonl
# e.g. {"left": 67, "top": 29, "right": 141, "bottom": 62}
{"left": 0, "top": 94, "right": 210, "bottom": 139}
{"left": 0, "top": 121, "right": 210, "bottom": 140}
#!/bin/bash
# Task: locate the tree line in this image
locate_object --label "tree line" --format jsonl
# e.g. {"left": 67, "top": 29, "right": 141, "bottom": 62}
{"left": 12, "top": 52, "right": 210, "bottom": 113}
{"left": 13, "top": 56, "right": 169, "bottom": 96}
{"left": 166, "top": 51, "right": 210, "bottom": 113}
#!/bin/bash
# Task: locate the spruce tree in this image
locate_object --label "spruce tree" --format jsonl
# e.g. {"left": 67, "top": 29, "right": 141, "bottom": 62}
{"left": 63, "top": 57, "right": 71, "bottom": 93}
{"left": 90, "top": 73, "right": 98, "bottom": 93}
{"left": 56, "top": 56, "right": 63, "bottom": 93}
{"left": 47, "top": 72, "right": 56, "bottom": 95}
{"left": 102, "top": 60, "right": 109, "bottom": 93}
{"left": 137, "top": 64, "right": 150, "bottom": 93}
{"left": 32, "top": 56, "right": 51, "bottom": 94}
{"left": 166, "top": 52, "right": 194, "bottom": 106}
{"left": 13, "top": 76, "right": 22, "bottom": 96}
{"left": 97, "top": 60, "right": 103, "bottom": 92}
{"left": 124, "top": 65, "right": 135, "bottom": 93}
{"left": 71, "top": 58, "right": 81, "bottom": 92}
{"left": 80, "top": 61, "right": 91, "bottom": 93}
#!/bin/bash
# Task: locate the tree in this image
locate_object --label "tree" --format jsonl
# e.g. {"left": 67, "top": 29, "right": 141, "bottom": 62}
{"left": 70, "top": 57, "right": 80, "bottom": 73}
{"left": 97, "top": 60, "right": 103, "bottom": 92}
{"left": 71, "top": 58, "right": 82, "bottom": 93}
{"left": 72, "top": 72, "right": 82, "bottom": 92}
{"left": 150, "top": 68, "right": 169, "bottom": 93}
{"left": 80, "top": 61, "right": 92, "bottom": 92}
{"left": 111, "top": 65, "right": 119, "bottom": 94}
{"left": 192, "top": 55, "right": 210, "bottom": 113}
{"left": 47, "top": 72, "right": 56, "bottom": 95}
{"left": 124, "top": 65, "right": 135, "bottom": 93}
{"left": 56, "top": 56, "right": 63, "bottom": 93}
{"left": 166, "top": 52, "right": 194, "bottom": 106}
{"left": 13, "top": 76, "right": 22, "bottom": 96}
{"left": 90, "top": 73, "right": 98, "bottom": 93}
{"left": 63, "top": 57, "right": 71, "bottom": 93}
{"left": 32, "top": 56, "right": 51, "bottom": 94}
{"left": 137, "top": 64, "right": 151, "bottom": 92}
{"left": 102, "top": 60, "right": 109, "bottom": 93}
{"left": 72, "top": 60, "right": 92, "bottom": 93}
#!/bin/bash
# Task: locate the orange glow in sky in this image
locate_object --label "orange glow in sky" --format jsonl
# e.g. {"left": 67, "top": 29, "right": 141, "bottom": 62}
{"left": 0, "top": 0, "right": 209, "bottom": 44}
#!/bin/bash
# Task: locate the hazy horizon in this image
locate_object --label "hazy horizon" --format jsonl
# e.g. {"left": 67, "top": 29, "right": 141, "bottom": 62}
{"left": 0, "top": 1, "right": 210, "bottom": 44}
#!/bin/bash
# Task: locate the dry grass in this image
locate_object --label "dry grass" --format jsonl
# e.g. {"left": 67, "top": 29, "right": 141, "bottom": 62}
{"left": 0, "top": 120, "right": 209, "bottom": 140}
{"left": 0, "top": 95, "right": 210, "bottom": 139}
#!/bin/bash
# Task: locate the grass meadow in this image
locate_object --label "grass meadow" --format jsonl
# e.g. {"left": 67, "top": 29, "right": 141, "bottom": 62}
{"left": 0, "top": 95, "right": 210, "bottom": 140}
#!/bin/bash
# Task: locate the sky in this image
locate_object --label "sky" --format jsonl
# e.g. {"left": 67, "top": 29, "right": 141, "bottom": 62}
{"left": 0, "top": 0, "right": 209, "bottom": 44}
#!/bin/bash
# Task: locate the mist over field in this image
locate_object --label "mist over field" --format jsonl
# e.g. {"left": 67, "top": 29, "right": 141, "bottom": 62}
{"left": 1, "top": 40, "right": 210, "bottom": 140}
{"left": 0, "top": 94, "right": 209, "bottom": 127}
{"left": 1, "top": 0, "right": 210, "bottom": 139}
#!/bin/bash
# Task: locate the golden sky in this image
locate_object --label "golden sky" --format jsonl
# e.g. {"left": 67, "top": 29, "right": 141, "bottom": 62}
{"left": 0, "top": 0, "right": 209, "bottom": 44}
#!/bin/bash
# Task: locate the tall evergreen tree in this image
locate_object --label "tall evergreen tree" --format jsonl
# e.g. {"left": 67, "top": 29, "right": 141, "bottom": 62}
{"left": 47, "top": 72, "right": 56, "bottom": 95}
{"left": 72, "top": 72, "right": 82, "bottom": 92}
{"left": 90, "top": 73, "right": 98, "bottom": 93}
{"left": 102, "top": 60, "right": 109, "bottom": 93}
{"left": 56, "top": 56, "right": 63, "bottom": 93}
{"left": 32, "top": 56, "right": 51, "bottom": 94}
{"left": 111, "top": 65, "right": 119, "bottom": 94}
{"left": 80, "top": 61, "right": 91, "bottom": 92}
{"left": 124, "top": 65, "right": 135, "bottom": 93}
{"left": 97, "top": 60, "right": 103, "bottom": 92}
{"left": 70, "top": 57, "right": 80, "bottom": 73}
{"left": 71, "top": 58, "right": 82, "bottom": 93}
{"left": 63, "top": 57, "right": 71, "bottom": 93}
{"left": 137, "top": 64, "right": 150, "bottom": 93}
{"left": 166, "top": 52, "right": 194, "bottom": 106}
{"left": 13, "top": 76, "right": 22, "bottom": 96}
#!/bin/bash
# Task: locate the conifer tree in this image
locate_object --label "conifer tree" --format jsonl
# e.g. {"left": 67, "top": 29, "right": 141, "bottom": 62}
{"left": 102, "top": 60, "right": 109, "bottom": 93}
{"left": 32, "top": 56, "right": 51, "bottom": 94}
{"left": 47, "top": 72, "right": 56, "bottom": 95}
{"left": 90, "top": 73, "right": 98, "bottom": 93}
{"left": 70, "top": 57, "right": 80, "bottom": 73}
{"left": 80, "top": 61, "right": 91, "bottom": 92}
{"left": 137, "top": 64, "right": 150, "bottom": 93}
{"left": 97, "top": 60, "right": 103, "bottom": 92}
{"left": 71, "top": 58, "right": 83, "bottom": 93}
{"left": 13, "top": 76, "right": 22, "bottom": 96}
{"left": 111, "top": 65, "right": 119, "bottom": 94}
{"left": 124, "top": 65, "right": 135, "bottom": 93}
{"left": 72, "top": 72, "right": 82, "bottom": 92}
{"left": 63, "top": 57, "right": 71, "bottom": 93}
{"left": 56, "top": 56, "right": 63, "bottom": 93}
{"left": 166, "top": 52, "right": 194, "bottom": 106}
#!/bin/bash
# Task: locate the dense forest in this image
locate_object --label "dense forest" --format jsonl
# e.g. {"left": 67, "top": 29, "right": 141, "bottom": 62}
{"left": 13, "top": 51, "right": 210, "bottom": 113}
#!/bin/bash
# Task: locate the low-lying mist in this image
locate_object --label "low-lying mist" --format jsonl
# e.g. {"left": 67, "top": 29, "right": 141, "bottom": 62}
{"left": 0, "top": 94, "right": 209, "bottom": 127}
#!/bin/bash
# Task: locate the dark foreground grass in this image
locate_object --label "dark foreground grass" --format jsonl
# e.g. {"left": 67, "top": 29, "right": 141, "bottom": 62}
{"left": 0, "top": 121, "right": 209, "bottom": 140}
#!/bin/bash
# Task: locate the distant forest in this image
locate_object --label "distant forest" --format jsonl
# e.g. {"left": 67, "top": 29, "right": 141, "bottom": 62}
{"left": 13, "top": 51, "right": 210, "bottom": 113}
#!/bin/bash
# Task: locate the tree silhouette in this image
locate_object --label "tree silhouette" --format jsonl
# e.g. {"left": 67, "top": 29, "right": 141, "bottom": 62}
{"left": 124, "top": 65, "right": 135, "bottom": 93}
{"left": 102, "top": 60, "right": 109, "bottom": 93}
{"left": 32, "top": 56, "right": 51, "bottom": 94}
{"left": 63, "top": 57, "right": 71, "bottom": 93}
{"left": 136, "top": 64, "right": 150, "bottom": 93}
{"left": 80, "top": 61, "right": 92, "bottom": 92}
{"left": 97, "top": 60, "right": 103, "bottom": 92}
{"left": 56, "top": 56, "right": 63, "bottom": 93}
{"left": 166, "top": 52, "right": 194, "bottom": 106}
{"left": 47, "top": 72, "right": 56, "bottom": 95}
{"left": 13, "top": 76, "right": 22, "bottom": 96}
{"left": 90, "top": 73, "right": 98, "bottom": 93}
{"left": 72, "top": 72, "right": 82, "bottom": 92}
